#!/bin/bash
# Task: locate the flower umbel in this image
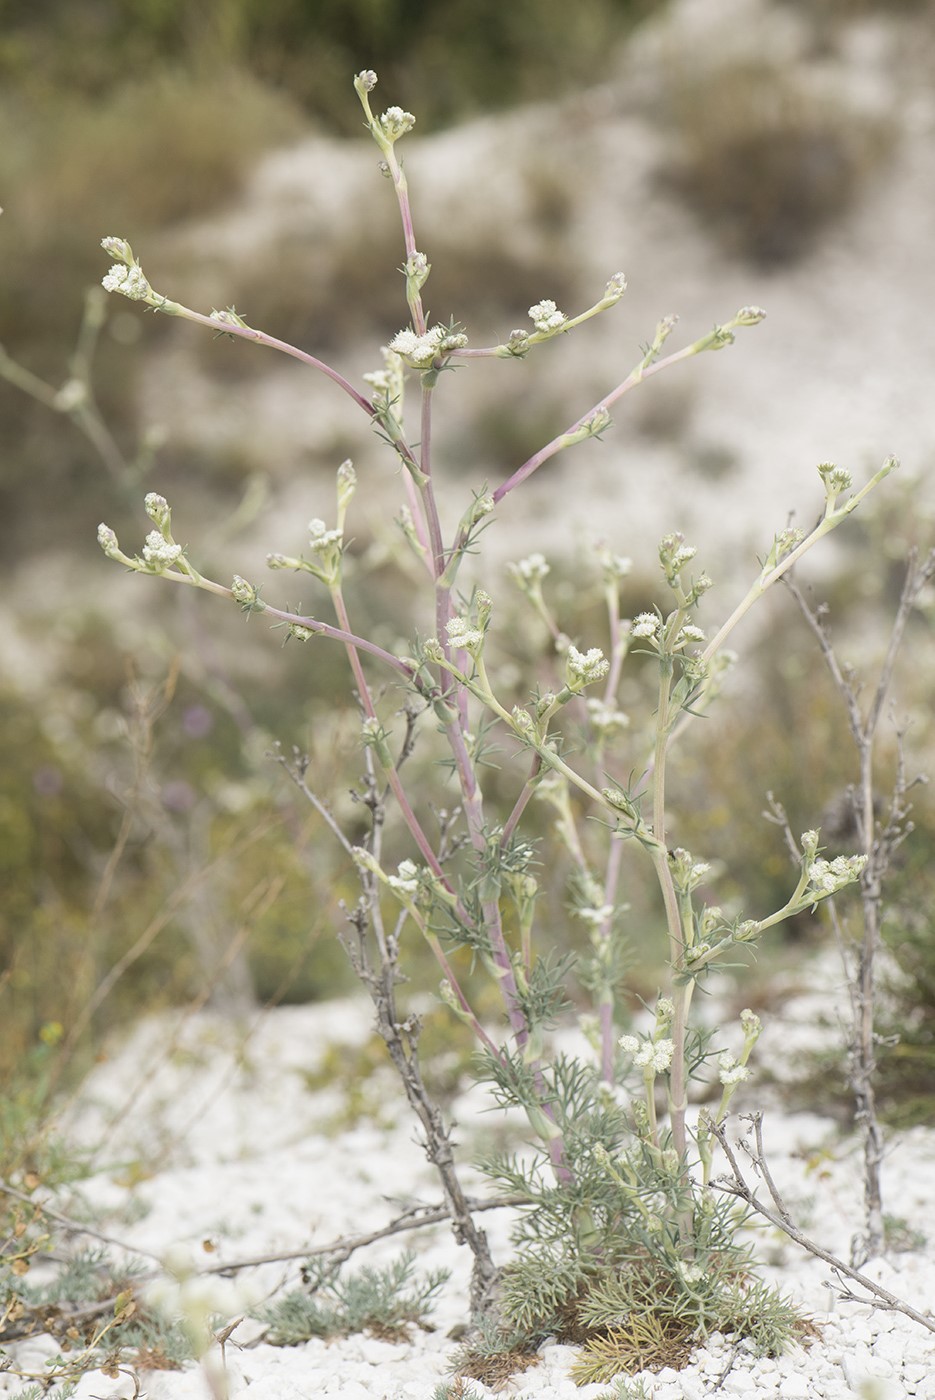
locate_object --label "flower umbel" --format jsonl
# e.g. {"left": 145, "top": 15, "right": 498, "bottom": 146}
{"left": 528, "top": 299, "right": 567, "bottom": 334}
{"left": 565, "top": 645, "right": 610, "bottom": 689}
{"left": 619, "top": 1035, "right": 675, "bottom": 1075}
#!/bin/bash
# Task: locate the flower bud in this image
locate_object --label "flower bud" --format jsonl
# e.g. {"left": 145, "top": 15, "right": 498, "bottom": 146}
{"left": 100, "top": 235, "right": 133, "bottom": 264}
{"left": 230, "top": 575, "right": 263, "bottom": 610}
{"left": 144, "top": 492, "right": 171, "bottom": 527}
{"left": 97, "top": 523, "right": 120, "bottom": 558}
{"left": 336, "top": 458, "right": 357, "bottom": 513}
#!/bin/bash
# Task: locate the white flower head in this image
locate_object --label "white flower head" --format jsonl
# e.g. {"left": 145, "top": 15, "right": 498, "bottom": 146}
{"left": 100, "top": 235, "right": 132, "bottom": 263}
{"left": 388, "top": 323, "right": 464, "bottom": 367}
{"left": 740, "top": 1008, "right": 762, "bottom": 1038}
{"left": 144, "top": 492, "right": 170, "bottom": 526}
{"left": 807, "top": 853, "right": 867, "bottom": 895}
{"left": 566, "top": 644, "right": 609, "bottom": 687}
{"left": 101, "top": 263, "right": 151, "bottom": 301}
{"left": 379, "top": 105, "right": 416, "bottom": 140}
{"left": 631, "top": 612, "right": 660, "bottom": 639}
{"left": 97, "top": 522, "right": 119, "bottom": 556}
{"left": 818, "top": 461, "right": 853, "bottom": 494}
{"left": 586, "top": 698, "right": 629, "bottom": 736}
{"left": 307, "top": 518, "right": 344, "bottom": 553}
{"left": 508, "top": 552, "right": 550, "bottom": 588}
{"left": 717, "top": 1051, "right": 750, "bottom": 1087}
{"left": 364, "top": 345, "right": 405, "bottom": 403}
{"left": 141, "top": 530, "right": 182, "bottom": 570}
{"left": 389, "top": 328, "right": 422, "bottom": 358}
{"left": 600, "top": 551, "right": 632, "bottom": 582}
{"left": 528, "top": 299, "right": 567, "bottom": 333}
{"left": 387, "top": 859, "right": 420, "bottom": 896}
{"left": 406, "top": 250, "right": 429, "bottom": 278}
{"left": 577, "top": 904, "right": 614, "bottom": 930}
{"left": 639, "top": 1039, "right": 674, "bottom": 1074}
{"left": 620, "top": 1035, "right": 674, "bottom": 1075}
{"left": 446, "top": 616, "right": 484, "bottom": 652}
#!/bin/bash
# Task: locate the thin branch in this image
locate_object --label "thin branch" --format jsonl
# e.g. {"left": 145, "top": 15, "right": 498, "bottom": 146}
{"left": 710, "top": 1115, "right": 935, "bottom": 1337}
{"left": 197, "top": 1192, "right": 527, "bottom": 1277}
{"left": 0, "top": 1180, "right": 164, "bottom": 1263}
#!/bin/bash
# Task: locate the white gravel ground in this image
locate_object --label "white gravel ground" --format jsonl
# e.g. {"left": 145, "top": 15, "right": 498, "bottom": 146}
{"left": 6, "top": 957, "right": 934, "bottom": 1400}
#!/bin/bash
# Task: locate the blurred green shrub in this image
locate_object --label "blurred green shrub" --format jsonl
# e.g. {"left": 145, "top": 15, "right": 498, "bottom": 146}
{"left": 1, "top": 0, "right": 666, "bottom": 132}
{"left": 660, "top": 59, "right": 894, "bottom": 265}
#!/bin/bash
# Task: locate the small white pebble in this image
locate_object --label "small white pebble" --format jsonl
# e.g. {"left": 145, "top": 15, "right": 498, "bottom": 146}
{"left": 722, "top": 1371, "right": 758, "bottom": 1393}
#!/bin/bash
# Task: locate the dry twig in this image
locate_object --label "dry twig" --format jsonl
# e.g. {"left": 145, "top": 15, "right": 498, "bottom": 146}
{"left": 711, "top": 1114, "right": 935, "bottom": 1337}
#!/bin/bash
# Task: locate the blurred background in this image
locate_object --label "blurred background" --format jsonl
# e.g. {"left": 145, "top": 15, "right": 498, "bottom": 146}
{"left": 3, "top": 0, "right": 935, "bottom": 1156}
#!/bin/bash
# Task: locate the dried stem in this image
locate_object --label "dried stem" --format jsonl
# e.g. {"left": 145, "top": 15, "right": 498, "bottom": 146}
{"left": 784, "top": 546, "right": 935, "bottom": 1260}
{"left": 710, "top": 1115, "right": 935, "bottom": 1337}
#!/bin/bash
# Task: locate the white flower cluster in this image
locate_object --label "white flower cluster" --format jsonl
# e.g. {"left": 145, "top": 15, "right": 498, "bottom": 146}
{"left": 101, "top": 235, "right": 132, "bottom": 261}
{"left": 740, "top": 1008, "right": 761, "bottom": 1037}
{"left": 599, "top": 550, "right": 632, "bottom": 582}
{"left": 807, "top": 853, "right": 868, "bottom": 895}
{"left": 387, "top": 859, "right": 420, "bottom": 896}
{"left": 379, "top": 105, "right": 416, "bottom": 140}
{"left": 661, "top": 535, "right": 697, "bottom": 572}
{"left": 141, "top": 530, "right": 182, "bottom": 570}
{"left": 446, "top": 616, "right": 483, "bottom": 651}
{"left": 363, "top": 346, "right": 405, "bottom": 401}
{"left": 717, "top": 1051, "right": 750, "bottom": 1087}
{"left": 508, "top": 552, "right": 550, "bottom": 586}
{"left": 102, "top": 263, "right": 151, "bottom": 301}
{"left": 576, "top": 904, "right": 614, "bottom": 930}
{"left": 307, "top": 518, "right": 344, "bottom": 553}
{"left": 818, "top": 461, "right": 853, "bottom": 494}
{"left": 772, "top": 526, "right": 806, "bottom": 563}
{"left": 144, "top": 492, "right": 170, "bottom": 526}
{"left": 389, "top": 324, "right": 468, "bottom": 367}
{"left": 528, "top": 299, "right": 566, "bottom": 333}
{"left": 619, "top": 1035, "right": 675, "bottom": 1074}
{"left": 631, "top": 612, "right": 660, "bottom": 639}
{"left": 586, "top": 698, "right": 629, "bottom": 736}
{"left": 677, "top": 623, "right": 706, "bottom": 644}
{"left": 566, "top": 644, "right": 609, "bottom": 687}
{"left": 97, "top": 523, "right": 119, "bottom": 555}
{"left": 604, "top": 272, "right": 628, "bottom": 301}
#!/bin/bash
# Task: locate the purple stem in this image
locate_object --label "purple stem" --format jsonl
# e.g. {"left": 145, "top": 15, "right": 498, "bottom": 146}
{"left": 492, "top": 343, "right": 701, "bottom": 505}
{"left": 175, "top": 306, "right": 375, "bottom": 415}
